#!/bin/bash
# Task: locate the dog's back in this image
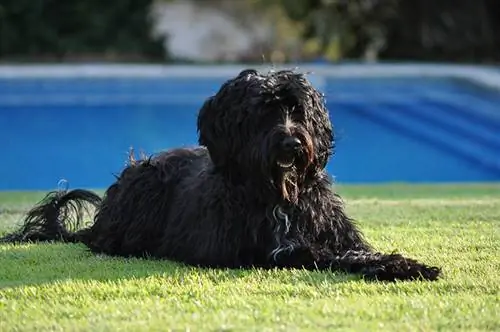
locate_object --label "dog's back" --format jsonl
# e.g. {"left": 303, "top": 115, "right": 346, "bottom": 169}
{"left": 82, "top": 147, "right": 212, "bottom": 257}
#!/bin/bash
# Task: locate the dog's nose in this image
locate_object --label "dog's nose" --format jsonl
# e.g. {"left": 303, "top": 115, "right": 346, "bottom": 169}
{"left": 281, "top": 137, "right": 301, "bottom": 151}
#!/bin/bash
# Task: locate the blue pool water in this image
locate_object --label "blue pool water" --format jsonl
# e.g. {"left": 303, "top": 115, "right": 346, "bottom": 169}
{"left": 1, "top": 70, "right": 499, "bottom": 190}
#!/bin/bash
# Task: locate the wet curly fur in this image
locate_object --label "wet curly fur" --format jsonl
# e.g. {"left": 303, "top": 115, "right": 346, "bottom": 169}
{"left": 2, "top": 69, "right": 441, "bottom": 281}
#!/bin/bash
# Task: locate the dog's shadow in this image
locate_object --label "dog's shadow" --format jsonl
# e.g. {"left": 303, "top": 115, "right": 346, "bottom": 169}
{"left": 0, "top": 243, "right": 358, "bottom": 291}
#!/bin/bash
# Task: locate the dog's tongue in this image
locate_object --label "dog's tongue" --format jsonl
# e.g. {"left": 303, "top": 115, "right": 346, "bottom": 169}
{"left": 280, "top": 172, "right": 299, "bottom": 203}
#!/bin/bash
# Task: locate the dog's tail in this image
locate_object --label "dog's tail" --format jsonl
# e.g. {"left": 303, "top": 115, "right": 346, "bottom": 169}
{"left": 0, "top": 186, "right": 102, "bottom": 244}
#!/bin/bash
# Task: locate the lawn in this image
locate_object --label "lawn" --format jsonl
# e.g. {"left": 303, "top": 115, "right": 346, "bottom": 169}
{"left": 0, "top": 184, "right": 499, "bottom": 331}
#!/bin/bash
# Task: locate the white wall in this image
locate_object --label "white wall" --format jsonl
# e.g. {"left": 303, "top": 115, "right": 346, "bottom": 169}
{"left": 151, "top": 1, "right": 273, "bottom": 62}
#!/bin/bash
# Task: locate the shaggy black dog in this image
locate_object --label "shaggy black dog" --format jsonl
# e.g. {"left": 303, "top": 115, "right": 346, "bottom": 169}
{"left": 2, "top": 69, "right": 441, "bottom": 281}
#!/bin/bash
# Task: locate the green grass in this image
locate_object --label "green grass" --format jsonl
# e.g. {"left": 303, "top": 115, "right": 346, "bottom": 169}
{"left": 0, "top": 183, "right": 499, "bottom": 331}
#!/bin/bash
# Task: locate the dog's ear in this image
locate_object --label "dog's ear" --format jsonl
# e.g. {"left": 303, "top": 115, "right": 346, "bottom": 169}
{"left": 197, "top": 96, "right": 230, "bottom": 167}
{"left": 310, "top": 91, "right": 334, "bottom": 170}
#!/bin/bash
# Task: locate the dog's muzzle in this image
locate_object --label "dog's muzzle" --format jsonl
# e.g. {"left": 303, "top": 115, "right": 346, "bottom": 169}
{"left": 276, "top": 136, "right": 302, "bottom": 169}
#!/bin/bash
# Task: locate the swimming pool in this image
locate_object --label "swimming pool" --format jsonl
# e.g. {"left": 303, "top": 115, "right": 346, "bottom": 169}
{"left": 1, "top": 64, "right": 499, "bottom": 190}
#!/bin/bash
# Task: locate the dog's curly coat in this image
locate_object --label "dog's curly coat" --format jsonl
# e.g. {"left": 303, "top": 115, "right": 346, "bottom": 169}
{"left": 2, "top": 69, "right": 441, "bottom": 281}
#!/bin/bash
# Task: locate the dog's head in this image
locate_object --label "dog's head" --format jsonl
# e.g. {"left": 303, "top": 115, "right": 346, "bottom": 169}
{"left": 198, "top": 69, "right": 333, "bottom": 203}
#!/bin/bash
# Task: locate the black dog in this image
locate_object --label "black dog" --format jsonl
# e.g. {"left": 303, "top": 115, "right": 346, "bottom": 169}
{"left": 2, "top": 69, "right": 441, "bottom": 281}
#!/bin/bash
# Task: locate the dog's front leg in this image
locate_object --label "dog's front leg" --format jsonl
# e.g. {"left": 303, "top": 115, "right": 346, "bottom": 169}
{"left": 270, "top": 246, "right": 334, "bottom": 270}
{"left": 273, "top": 247, "right": 441, "bottom": 281}
{"left": 327, "top": 250, "right": 441, "bottom": 281}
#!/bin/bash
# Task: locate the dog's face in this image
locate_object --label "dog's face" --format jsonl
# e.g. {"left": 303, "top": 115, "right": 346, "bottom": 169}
{"left": 198, "top": 69, "right": 333, "bottom": 202}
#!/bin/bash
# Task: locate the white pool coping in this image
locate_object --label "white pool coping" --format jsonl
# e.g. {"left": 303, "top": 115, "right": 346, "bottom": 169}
{"left": 0, "top": 63, "right": 499, "bottom": 92}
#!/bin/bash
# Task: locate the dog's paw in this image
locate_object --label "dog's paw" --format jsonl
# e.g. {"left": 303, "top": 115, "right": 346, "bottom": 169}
{"left": 362, "top": 254, "right": 441, "bottom": 282}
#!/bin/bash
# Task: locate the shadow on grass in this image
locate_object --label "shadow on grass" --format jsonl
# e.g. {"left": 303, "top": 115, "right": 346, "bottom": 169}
{"left": 0, "top": 243, "right": 357, "bottom": 290}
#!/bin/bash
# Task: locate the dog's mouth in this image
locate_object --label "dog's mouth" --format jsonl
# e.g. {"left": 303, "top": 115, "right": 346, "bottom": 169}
{"left": 274, "top": 154, "right": 300, "bottom": 203}
{"left": 275, "top": 147, "right": 303, "bottom": 171}
{"left": 276, "top": 157, "right": 295, "bottom": 169}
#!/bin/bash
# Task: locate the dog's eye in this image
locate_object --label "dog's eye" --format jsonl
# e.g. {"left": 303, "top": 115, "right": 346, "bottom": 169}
{"left": 288, "top": 106, "right": 305, "bottom": 122}
{"left": 260, "top": 111, "right": 279, "bottom": 126}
